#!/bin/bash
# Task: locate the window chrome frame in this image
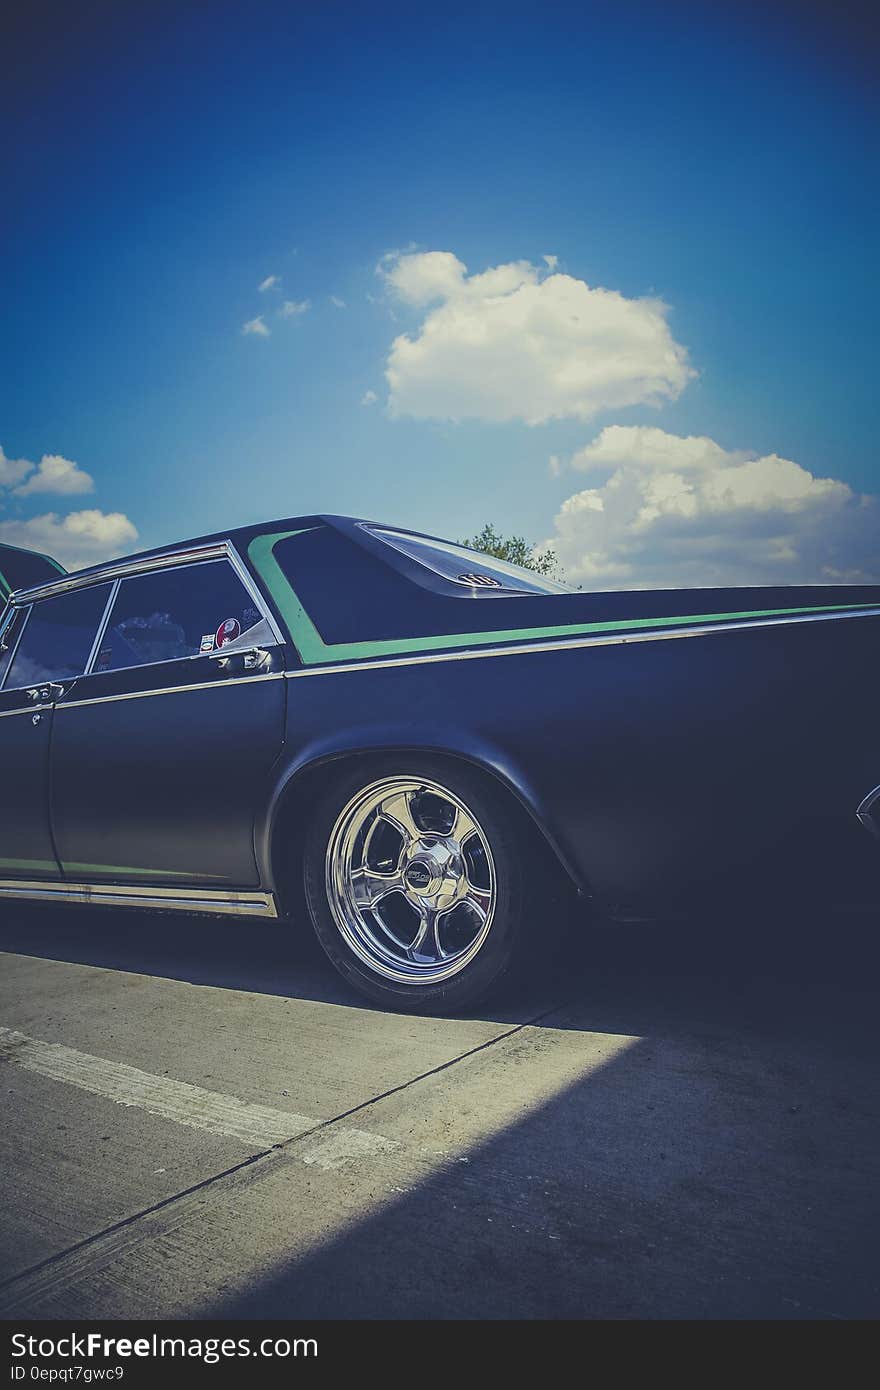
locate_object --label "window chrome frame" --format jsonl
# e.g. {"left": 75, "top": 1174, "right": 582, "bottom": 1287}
{"left": 0, "top": 602, "right": 13, "bottom": 655}
{"left": 0, "top": 604, "right": 34, "bottom": 693}
{"left": 85, "top": 578, "right": 121, "bottom": 675}
{"left": 2, "top": 541, "right": 285, "bottom": 693}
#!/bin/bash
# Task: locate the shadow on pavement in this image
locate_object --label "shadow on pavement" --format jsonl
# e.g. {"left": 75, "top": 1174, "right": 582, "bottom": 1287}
{"left": 0, "top": 897, "right": 878, "bottom": 1037}
{"left": 1, "top": 901, "right": 878, "bottom": 1317}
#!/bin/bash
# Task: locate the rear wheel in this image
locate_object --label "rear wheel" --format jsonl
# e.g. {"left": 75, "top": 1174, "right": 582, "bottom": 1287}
{"left": 302, "top": 758, "right": 542, "bottom": 1013}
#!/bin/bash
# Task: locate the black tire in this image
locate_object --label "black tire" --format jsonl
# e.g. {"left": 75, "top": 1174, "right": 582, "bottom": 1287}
{"left": 302, "top": 756, "right": 545, "bottom": 1014}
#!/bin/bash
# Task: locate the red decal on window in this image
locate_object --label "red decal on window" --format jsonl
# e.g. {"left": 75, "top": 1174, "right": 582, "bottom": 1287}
{"left": 216, "top": 617, "right": 241, "bottom": 648}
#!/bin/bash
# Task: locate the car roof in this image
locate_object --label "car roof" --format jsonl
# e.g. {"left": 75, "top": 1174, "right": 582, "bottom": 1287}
{"left": 106, "top": 513, "right": 346, "bottom": 574}
{"left": 12, "top": 514, "right": 392, "bottom": 594}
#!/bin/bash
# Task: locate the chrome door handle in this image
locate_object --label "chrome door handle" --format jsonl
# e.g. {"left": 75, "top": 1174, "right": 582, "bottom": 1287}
{"left": 27, "top": 682, "right": 65, "bottom": 703}
{"left": 242, "top": 648, "right": 270, "bottom": 670}
{"left": 211, "top": 647, "right": 271, "bottom": 673}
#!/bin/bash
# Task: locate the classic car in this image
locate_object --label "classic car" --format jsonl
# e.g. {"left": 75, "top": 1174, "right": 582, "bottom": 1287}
{"left": 0, "top": 517, "right": 878, "bottom": 1013}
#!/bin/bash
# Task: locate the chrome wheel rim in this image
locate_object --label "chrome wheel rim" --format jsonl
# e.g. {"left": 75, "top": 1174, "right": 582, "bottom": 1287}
{"left": 325, "top": 776, "right": 497, "bottom": 985}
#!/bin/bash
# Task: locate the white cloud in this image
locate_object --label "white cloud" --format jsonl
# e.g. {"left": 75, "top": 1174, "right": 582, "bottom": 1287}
{"left": 279, "top": 299, "right": 310, "bottom": 318}
{"left": 258, "top": 275, "right": 280, "bottom": 292}
{"left": 360, "top": 389, "right": 378, "bottom": 406}
{"left": 543, "top": 254, "right": 559, "bottom": 270}
{"left": 242, "top": 316, "right": 270, "bottom": 337}
{"left": 330, "top": 295, "right": 346, "bottom": 309}
{"left": 548, "top": 454, "right": 562, "bottom": 478}
{"left": 13, "top": 453, "right": 94, "bottom": 497}
{"left": 381, "top": 250, "right": 467, "bottom": 306}
{"left": 379, "top": 251, "right": 694, "bottom": 424}
{"left": 0, "top": 445, "right": 35, "bottom": 489}
{"left": 0, "top": 510, "right": 139, "bottom": 572}
{"left": 546, "top": 426, "right": 879, "bottom": 587}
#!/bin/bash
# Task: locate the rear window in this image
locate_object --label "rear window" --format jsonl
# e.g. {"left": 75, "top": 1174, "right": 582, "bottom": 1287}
{"left": 367, "top": 527, "right": 570, "bottom": 595}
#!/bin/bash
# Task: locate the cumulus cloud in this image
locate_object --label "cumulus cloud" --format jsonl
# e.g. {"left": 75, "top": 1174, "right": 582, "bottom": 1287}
{"left": 13, "top": 453, "right": 94, "bottom": 497}
{"left": 330, "top": 295, "right": 346, "bottom": 309}
{"left": 242, "top": 315, "right": 270, "bottom": 337}
{"left": 0, "top": 510, "right": 139, "bottom": 571}
{"left": 258, "top": 275, "right": 280, "bottom": 292}
{"left": 0, "top": 445, "right": 136, "bottom": 570}
{"left": 545, "top": 426, "right": 879, "bottom": 588}
{"left": 0, "top": 445, "right": 36, "bottom": 489}
{"left": 360, "top": 389, "right": 378, "bottom": 406}
{"left": 1, "top": 445, "right": 95, "bottom": 497}
{"left": 279, "top": 299, "right": 310, "bottom": 318}
{"left": 379, "top": 251, "right": 694, "bottom": 424}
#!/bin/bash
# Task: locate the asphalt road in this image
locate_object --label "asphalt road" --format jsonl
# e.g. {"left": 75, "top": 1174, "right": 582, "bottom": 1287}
{"left": 0, "top": 900, "right": 878, "bottom": 1320}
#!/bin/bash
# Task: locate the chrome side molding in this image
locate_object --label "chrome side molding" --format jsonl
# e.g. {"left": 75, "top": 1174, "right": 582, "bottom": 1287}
{"left": 0, "top": 878, "right": 279, "bottom": 918}
{"left": 856, "top": 786, "right": 880, "bottom": 841}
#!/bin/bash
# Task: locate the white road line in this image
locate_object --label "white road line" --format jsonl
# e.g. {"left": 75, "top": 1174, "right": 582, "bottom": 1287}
{"left": 0, "top": 1026, "right": 315, "bottom": 1148}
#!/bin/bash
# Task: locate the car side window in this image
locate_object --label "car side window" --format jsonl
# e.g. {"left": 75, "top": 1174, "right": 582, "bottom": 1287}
{"left": 0, "top": 607, "right": 27, "bottom": 687}
{"left": 4, "top": 585, "right": 112, "bottom": 688}
{"left": 94, "top": 560, "right": 268, "bottom": 674}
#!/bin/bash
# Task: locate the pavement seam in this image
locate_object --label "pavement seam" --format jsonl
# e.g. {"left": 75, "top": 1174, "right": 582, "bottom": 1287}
{"left": 0, "top": 998, "right": 566, "bottom": 1312}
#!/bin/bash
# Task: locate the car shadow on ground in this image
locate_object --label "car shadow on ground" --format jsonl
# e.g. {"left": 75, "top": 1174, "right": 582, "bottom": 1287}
{"left": 177, "top": 907, "right": 876, "bottom": 1320}
{"left": 0, "top": 897, "right": 878, "bottom": 1040}
{"left": 203, "top": 1022, "right": 880, "bottom": 1320}
{"left": 1, "top": 901, "right": 878, "bottom": 1318}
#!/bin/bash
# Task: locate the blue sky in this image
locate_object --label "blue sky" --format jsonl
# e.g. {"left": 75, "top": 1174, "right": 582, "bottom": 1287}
{"left": 1, "top": 1, "right": 877, "bottom": 583}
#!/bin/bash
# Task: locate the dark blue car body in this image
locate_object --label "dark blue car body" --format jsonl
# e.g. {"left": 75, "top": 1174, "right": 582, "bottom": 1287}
{"left": 0, "top": 515, "right": 878, "bottom": 937}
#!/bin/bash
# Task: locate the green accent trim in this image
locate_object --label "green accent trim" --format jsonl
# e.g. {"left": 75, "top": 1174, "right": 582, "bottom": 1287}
{"left": 63, "top": 862, "right": 227, "bottom": 881}
{"left": 250, "top": 529, "right": 878, "bottom": 668}
{"left": 0, "top": 856, "right": 58, "bottom": 872}
{"left": 0, "top": 572, "right": 10, "bottom": 598}
{"left": 0, "top": 856, "right": 224, "bottom": 881}
{"left": 247, "top": 527, "right": 324, "bottom": 651}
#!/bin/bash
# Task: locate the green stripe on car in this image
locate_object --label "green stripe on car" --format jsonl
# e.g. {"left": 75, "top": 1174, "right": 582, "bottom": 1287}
{"left": 250, "top": 530, "right": 876, "bottom": 668}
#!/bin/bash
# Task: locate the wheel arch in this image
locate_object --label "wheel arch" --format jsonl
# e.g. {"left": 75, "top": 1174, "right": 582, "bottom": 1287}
{"left": 256, "top": 729, "right": 587, "bottom": 916}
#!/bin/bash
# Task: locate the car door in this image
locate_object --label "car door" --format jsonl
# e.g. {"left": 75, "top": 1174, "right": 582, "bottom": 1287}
{"left": 50, "top": 554, "right": 286, "bottom": 888}
{"left": 0, "top": 586, "right": 113, "bottom": 882}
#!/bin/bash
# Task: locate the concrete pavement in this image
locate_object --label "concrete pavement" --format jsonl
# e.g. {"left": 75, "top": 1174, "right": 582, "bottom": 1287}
{"left": 0, "top": 902, "right": 877, "bottom": 1319}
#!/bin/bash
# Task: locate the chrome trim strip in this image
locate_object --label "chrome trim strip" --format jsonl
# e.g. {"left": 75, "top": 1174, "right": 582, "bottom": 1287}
{"left": 9, "top": 542, "right": 231, "bottom": 604}
{"left": 0, "top": 878, "right": 278, "bottom": 917}
{"left": 857, "top": 786, "right": 880, "bottom": 841}
{"left": 84, "top": 578, "right": 120, "bottom": 675}
{"left": 54, "top": 669, "right": 284, "bottom": 711}
{"left": 0, "top": 702, "right": 52, "bottom": 720}
{"left": 282, "top": 604, "right": 880, "bottom": 679}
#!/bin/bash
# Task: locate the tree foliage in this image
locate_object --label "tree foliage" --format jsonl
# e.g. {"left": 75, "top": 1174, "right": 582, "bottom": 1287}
{"left": 459, "top": 523, "right": 561, "bottom": 578}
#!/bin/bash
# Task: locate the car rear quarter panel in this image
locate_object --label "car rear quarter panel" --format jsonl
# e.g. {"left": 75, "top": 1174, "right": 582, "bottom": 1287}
{"left": 263, "top": 610, "right": 880, "bottom": 914}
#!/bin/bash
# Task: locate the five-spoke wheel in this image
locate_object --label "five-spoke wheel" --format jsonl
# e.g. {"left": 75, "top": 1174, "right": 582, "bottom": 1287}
{"left": 326, "top": 776, "right": 496, "bottom": 984}
{"left": 303, "top": 758, "right": 537, "bottom": 1013}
